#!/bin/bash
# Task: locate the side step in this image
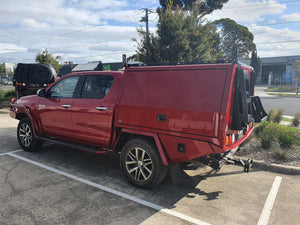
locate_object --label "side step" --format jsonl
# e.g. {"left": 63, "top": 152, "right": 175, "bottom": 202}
{"left": 38, "top": 137, "right": 108, "bottom": 154}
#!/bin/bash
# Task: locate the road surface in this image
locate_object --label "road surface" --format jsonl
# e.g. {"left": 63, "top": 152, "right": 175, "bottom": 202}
{"left": 255, "top": 86, "right": 300, "bottom": 116}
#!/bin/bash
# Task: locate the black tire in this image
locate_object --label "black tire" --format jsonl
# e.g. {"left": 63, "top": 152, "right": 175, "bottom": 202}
{"left": 17, "top": 118, "right": 42, "bottom": 152}
{"left": 32, "top": 64, "right": 52, "bottom": 83}
{"left": 120, "top": 138, "right": 168, "bottom": 188}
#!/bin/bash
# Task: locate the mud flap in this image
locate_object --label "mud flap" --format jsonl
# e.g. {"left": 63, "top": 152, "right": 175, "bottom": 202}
{"left": 251, "top": 96, "right": 268, "bottom": 122}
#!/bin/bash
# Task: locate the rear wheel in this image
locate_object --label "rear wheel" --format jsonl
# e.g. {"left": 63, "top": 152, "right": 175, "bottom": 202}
{"left": 17, "top": 118, "right": 42, "bottom": 152}
{"left": 120, "top": 138, "right": 168, "bottom": 188}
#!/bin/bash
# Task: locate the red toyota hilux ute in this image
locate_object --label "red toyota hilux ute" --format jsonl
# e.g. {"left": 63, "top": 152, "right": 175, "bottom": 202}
{"left": 10, "top": 62, "right": 267, "bottom": 188}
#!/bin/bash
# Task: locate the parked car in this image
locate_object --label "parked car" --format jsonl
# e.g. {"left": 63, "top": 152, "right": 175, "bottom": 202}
{"left": 13, "top": 63, "right": 58, "bottom": 97}
{"left": 0, "top": 77, "right": 12, "bottom": 85}
{"left": 10, "top": 62, "right": 267, "bottom": 188}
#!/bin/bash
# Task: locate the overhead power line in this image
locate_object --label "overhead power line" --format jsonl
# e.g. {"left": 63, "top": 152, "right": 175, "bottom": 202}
{"left": 250, "top": 20, "right": 300, "bottom": 27}
{"left": 223, "top": 0, "right": 300, "bottom": 10}
{"left": 256, "top": 39, "right": 300, "bottom": 44}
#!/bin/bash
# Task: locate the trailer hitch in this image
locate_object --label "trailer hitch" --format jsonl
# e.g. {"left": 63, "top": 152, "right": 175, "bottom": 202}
{"left": 194, "top": 149, "right": 253, "bottom": 173}
{"left": 224, "top": 157, "right": 253, "bottom": 172}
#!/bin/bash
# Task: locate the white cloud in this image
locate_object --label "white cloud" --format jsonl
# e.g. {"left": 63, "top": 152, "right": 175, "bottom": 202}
{"left": 281, "top": 13, "right": 300, "bottom": 22}
{"left": 250, "top": 26, "right": 300, "bottom": 57}
{"left": 205, "top": 0, "right": 286, "bottom": 23}
{"left": 21, "top": 19, "right": 50, "bottom": 29}
{"left": 0, "top": 0, "right": 104, "bottom": 26}
{"left": 79, "top": 0, "right": 128, "bottom": 10}
{"left": 0, "top": 43, "right": 27, "bottom": 54}
{"left": 0, "top": 24, "right": 140, "bottom": 63}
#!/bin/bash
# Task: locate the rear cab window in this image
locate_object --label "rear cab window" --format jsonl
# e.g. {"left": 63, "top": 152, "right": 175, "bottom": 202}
{"left": 80, "top": 75, "right": 114, "bottom": 99}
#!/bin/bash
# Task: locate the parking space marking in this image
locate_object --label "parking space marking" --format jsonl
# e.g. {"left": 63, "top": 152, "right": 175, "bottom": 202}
{"left": 7, "top": 152, "right": 211, "bottom": 225}
{"left": 0, "top": 149, "right": 23, "bottom": 156}
{"left": 257, "top": 176, "right": 282, "bottom": 225}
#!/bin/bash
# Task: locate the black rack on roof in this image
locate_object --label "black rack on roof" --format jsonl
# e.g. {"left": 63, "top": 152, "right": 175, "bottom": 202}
{"left": 129, "top": 60, "right": 233, "bottom": 67}
{"left": 122, "top": 54, "right": 234, "bottom": 68}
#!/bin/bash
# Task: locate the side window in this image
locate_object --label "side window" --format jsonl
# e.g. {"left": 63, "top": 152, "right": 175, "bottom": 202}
{"left": 49, "top": 76, "right": 79, "bottom": 98}
{"left": 81, "top": 75, "right": 114, "bottom": 99}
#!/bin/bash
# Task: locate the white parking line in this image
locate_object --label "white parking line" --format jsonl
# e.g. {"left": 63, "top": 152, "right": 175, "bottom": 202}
{"left": 257, "top": 176, "right": 282, "bottom": 225}
{"left": 0, "top": 149, "right": 23, "bottom": 156}
{"left": 6, "top": 152, "right": 211, "bottom": 225}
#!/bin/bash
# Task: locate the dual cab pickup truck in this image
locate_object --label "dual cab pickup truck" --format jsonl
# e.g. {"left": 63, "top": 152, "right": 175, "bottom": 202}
{"left": 10, "top": 62, "right": 267, "bottom": 188}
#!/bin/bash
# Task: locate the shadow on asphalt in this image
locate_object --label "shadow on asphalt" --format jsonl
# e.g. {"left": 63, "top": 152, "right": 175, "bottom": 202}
{"left": 13, "top": 143, "right": 230, "bottom": 210}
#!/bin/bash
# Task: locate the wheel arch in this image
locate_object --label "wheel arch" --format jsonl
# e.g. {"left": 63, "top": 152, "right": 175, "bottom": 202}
{"left": 113, "top": 129, "right": 170, "bottom": 166}
{"left": 15, "top": 106, "right": 39, "bottom": 139}
{"left": 16, "top": 112, "right": 28, "bottom": 121}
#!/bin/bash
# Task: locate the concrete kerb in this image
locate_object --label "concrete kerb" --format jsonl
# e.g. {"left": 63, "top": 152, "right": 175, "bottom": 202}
{"left": 236, "top": 157, "right": 300, "bottom": 175}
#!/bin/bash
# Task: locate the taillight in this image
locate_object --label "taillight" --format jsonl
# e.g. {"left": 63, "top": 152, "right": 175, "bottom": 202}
{"left": 225, "top": 133, "right": 234, "bottom": 145}
{"left": 10, "top": 98, "right": 16, "bottom": 103}
{"left": 225, "top": 122, "right": 253, "bottom": 146}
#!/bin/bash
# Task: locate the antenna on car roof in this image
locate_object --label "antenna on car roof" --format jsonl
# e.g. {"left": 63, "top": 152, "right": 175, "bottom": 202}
{"left": 122, "top": 54, "right": 128, "bottom": 68}
{"left": 232, "top": 45, "right": 238, "bottom": 64}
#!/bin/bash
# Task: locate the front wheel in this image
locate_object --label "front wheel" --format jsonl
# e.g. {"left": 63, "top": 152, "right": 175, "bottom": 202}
{"left": 17, "top": 118, "right": 42, "bottom": 152}
{"left": 120, "top": 138, "right": 168, "bottom": 188}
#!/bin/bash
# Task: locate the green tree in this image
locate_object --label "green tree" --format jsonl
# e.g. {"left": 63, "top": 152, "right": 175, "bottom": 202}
{"left": 293, "top": 60, "right": 300, "bottom": 76}
{"left": 35, "top": 50, "right": 62, "bottom": 73}
{"left": 0, "top": 64, "right": 5, "bottom": 77}
{"left": 293, "top": 60, "right": 300, "bottom": 94}
{"left": 159, "top": 0, "right": 229, "bottom": 15}
{"left": 213, "top": 18, "right": 256, "bottom": 60}
{"left": 250, "top": 51, "right": 260, "bottom": 74}
{"left": 159, "top": 0, "right": 196, "bottom": 10}
{"left": 134, "top": 5, "right": 221, "bottom": 63}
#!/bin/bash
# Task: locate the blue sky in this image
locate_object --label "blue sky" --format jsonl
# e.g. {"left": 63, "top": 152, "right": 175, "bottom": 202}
{"left": 0, "top": 0, "right": 299, "bottom": 64}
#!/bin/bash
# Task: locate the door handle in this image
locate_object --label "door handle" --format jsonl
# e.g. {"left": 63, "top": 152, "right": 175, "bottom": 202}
{"left": 61, "top": 104, "right": 71, "bottom": 108}
{"left": 96, "top": 106, "right": 108, "bottom": 111}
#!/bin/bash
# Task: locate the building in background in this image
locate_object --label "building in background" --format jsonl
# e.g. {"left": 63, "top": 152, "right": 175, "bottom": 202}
{"left": 260, "top": 55, "right": 300, "bottom": 86}
{"left": 1, "top": 62, "right": 16, "bottom": 78}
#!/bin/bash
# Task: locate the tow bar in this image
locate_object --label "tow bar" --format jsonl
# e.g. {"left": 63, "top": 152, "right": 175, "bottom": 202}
{"left": 195, "top": 147, "right": 253, "bottom": 173}
{"left": 224, "top": 157, "right": 253, "bottom": 173}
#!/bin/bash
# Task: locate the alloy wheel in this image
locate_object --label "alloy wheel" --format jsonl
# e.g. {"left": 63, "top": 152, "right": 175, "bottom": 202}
{"left": 19, "top": 123, "right": 32, "bottom": 147}
{"left": 125, "top": 147, "right": 153, "bottom": 181}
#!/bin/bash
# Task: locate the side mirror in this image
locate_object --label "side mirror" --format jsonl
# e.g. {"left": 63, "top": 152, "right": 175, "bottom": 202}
{"left": 37, "top": 89, "right": 46, "bottom": 97}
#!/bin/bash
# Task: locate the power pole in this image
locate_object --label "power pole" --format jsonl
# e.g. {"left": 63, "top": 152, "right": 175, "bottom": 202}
{"left": 140, "top": 8, "right": 149, "bottom": 40}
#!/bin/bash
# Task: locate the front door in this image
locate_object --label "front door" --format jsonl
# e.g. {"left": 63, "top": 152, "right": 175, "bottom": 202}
{"left": 38, "top": 76, "right": 80, "bottom": 139}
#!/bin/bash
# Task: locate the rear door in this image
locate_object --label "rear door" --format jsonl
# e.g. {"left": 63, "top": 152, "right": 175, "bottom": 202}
{"left": 71, "top": 74, "right": 117, "bottom": 148}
